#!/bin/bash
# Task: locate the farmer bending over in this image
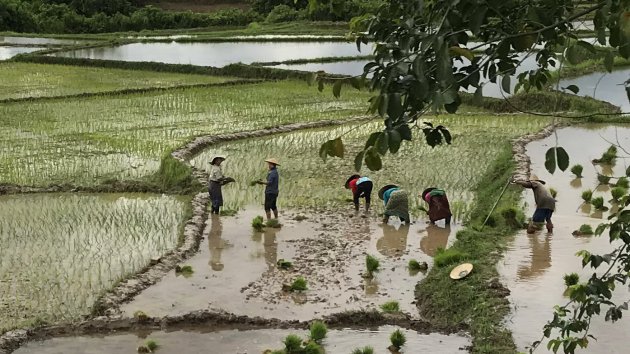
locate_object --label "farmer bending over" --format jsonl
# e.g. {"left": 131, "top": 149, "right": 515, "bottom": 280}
{"left": 513, "top": 175, "right": 556, "bottom": 233}
{"left": 421, "top": 187, "right": 452, "bottom": 225}
{"left": 379, "top": 184, "right": 410, "bottom": 224}
{"left": 258, "top": 158, "right": 280, "bottom": 220}
{"left": 345, "top": 174, "right": 373, "bottom": 213}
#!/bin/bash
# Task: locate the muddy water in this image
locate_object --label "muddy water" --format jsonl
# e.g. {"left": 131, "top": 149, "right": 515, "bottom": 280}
{"left": 0, "top": 46, "right": 40, "bottom": 60}
{"left": 122, "top": 208, "right": 459, "bottom": 320}
{"left": 15, "top": 325, "right": 470, "bottom": 354}
{"left": 499, "top": 125, "right": 630, "bottom": 352}
{"left": 559, "top": 68, "right": 630, "bottom": 112}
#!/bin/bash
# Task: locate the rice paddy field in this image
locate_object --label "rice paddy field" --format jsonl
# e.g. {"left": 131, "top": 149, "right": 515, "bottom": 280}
{"left": 191, "top": 115, "right": 551, "bottom": 217}
{"left": 0, "top": 62, "right": 237, "bottom": 100}
{"left": 0, "top": 193, "right": 189, "bottom": 333}
{"left": 0, "top": 80, "right": 371, "bottom": 186}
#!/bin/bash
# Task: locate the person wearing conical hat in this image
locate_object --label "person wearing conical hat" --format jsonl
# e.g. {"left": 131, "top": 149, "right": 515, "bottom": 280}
{"left": 513, "top": 174, "right": 556, "bottom": 233}
{"left": 379, "top": 184, "right": 410, "bottom": 224}
{"left": 421, "top": 187, "right": 452, "bottom": 225}
{"left": 345, "top": 174, "right": 373, "bottom": 213}
{"left": 208, "top": 155, "right": 235, "bottom": 215}
{"left": 258, "top": 158, "right": 280, "bottom": 220}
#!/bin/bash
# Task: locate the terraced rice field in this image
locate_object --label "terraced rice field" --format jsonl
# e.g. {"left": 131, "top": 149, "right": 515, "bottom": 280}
{"left": 0, "top": 193, "right": 189, "bottom": 333}
{"left": 191, "top": 115, "right": 551, "bottom": 216}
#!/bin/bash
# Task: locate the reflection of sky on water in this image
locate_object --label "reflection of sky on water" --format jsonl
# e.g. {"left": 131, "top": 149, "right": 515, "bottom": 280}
{"left": 0, "top": 36, "right": 81, "bottom": 45}
{"left": 559, "top": 68, "right": 630, "bottom": 112}
{"left": 53, "top": 41, "right": 366, "bottom": 67}
{"left": 0, "top": 46, "right": 40, "bottom": 60}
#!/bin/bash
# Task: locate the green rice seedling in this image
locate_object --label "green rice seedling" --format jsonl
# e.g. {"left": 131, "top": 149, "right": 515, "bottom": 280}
{"left": 219, "top": 209, "right": 238, "bottom": 216}
{"left": 266, "top": 219, "right": 282, "bottom": 228}
{"left": 408, "top": 259, "right": 428, "bottom": 271}
{"left": 283, "top": 334, "right": 303, "bottom": 353}
{"left": 175, "top": 265, "right": 194, "bottom": 277}
{"left": 581, "top": 190, "right": 593, "bottom": 202}
{"left": 549, "top": 188, "right": 557, "bottom": 198}
{"left": 564, "top": 273, "right": 579, "bottom": 287}
{"left": 597, "top": 174, "right": 611, "bottom": 185}
{"left": 591, "top": 196, "right": 608, "bottom": 211}
{"left": 616, "top": 177, "right": 630, "bottom": 189}
{"left": 611, "top": 187, "right": 627, "bottom": 202}
{"left": 595, "top": 145, "right": 617, "bottom": 164}
{"left": 302, "top": 341, "right": 324, "bottom": 354}
{"left": 309, "top": 321, "right": 328, "bottom": 343}
{"left": 365, "top": 254, "right": 380, "bottom": 278}
{"left": 570, "top": 164, "right": 583, "bottom": 178}
{"left": 277, "top": 259, "right": 293, "bottom": 270}
{"left": 434, "top": 248, "right": 469, "bottom": 267}
{"left": 351, "top": 347, "right": 374, "bottom": 354}
{"left": 578, "top": 224, "right": 594, "bottom": 235}
{"left": 146, "top": 339, "right": 159, "bottom": 351}
{"left": 290, "top": 276, "right": 308, "bottom": 291}
{"left": 252, "top": 216, "right": 265, "bottom": 231}
{"left": 133, "top": 310, "right": 148, "bottom": 321}
{"left": 389, "top": 329, "right": 406, "bottom": 350}
{"left": 380, "top": 301, "right": 401, "bottom": 313}
{"left": 137, "top": 345, "right": 150, "bottom": 353}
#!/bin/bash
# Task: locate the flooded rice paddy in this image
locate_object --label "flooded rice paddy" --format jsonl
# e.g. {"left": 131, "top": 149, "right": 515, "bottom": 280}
{"left": 0, "top": 193, "right": 189, "bottom": 333}
{"left": 499, "top": 125, "right": 630, "bottom": 352}
{"left": 122, "top": 208, "right": 460, "bottom": 320}
{"left": 14, "top": 325, "right": 470, "bottom": 354}
{"left": 559, "top": 68, "right": 630, "bottom": 112}
{"left": 0, "top": 47, "right": 41, "bottom": 60}
{"left": 0, "top": 36, "right": 83, "bottom": 45}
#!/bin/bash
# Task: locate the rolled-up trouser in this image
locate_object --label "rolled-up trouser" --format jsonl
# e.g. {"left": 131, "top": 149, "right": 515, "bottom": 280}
{"left": 264, "top": 193, "right": 278, "bottom": 211}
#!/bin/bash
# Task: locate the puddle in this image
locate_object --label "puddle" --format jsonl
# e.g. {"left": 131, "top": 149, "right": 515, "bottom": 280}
{"left": 559, "top": 68, "right": 630, "bottom": 112}
{"left": 51, "top": 41, "right": 365, "bottom": 67}
{"left": 499, "top": 124, "right": 630, "bottom": 352}
{"left": 0, "top": 46, "right": 40, "bottom": 60}
{"left": 122, "top": 208, "right": 459, "bottom": 320}
{"left": 14, "top": 325, "right": 470, "bottom": 354}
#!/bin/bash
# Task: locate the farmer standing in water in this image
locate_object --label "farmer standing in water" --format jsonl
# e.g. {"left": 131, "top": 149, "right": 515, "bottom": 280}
{"left": 345, "top": 174, "right": 373, "bottom": 213}
{"left": 258, "top": 158, "right": 280, "bottom": 220}
{"left": 513, "top": 174, "right": 556, "bottom": 233}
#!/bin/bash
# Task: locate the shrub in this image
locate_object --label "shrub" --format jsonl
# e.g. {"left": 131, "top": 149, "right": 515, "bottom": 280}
{"left": 597, "top": 174, "right": 611, "bottom": 185}
{"left": 616, "top": 177, "right": 630, "bottom": 189}
{"left": 578, "top": 224, "right": 594, "bottom": 235}
{"left": 390, "top": 329, "right": 406, "bottom": 350}
{"left": 365, "top": 254, "right": 380, "bottom": 277}
{"left": 266, "top": 4, "right": 299, "bottom": 23}
{"left": 351, "top": 347, "right": 375, "bottom": 354}
{"left": 611, "top": 187, "right": 627, "bottom": 201}
{"left": 380, "top": 301, "right": 400, "bottom": 313}
{"left": 434, "top": 248, "right": 468, "bottom": 267}
{"left": 564, "top": 273, "right": 579, "bottom": 287}
{"left": 591, "top": 196, "right": 607, "bottom": 211}
{"left": 284, "top": 334, "right": 303, "bottom": 353}
{"left": 252, "top": 216, "right": 265, "bottom": 231}
{"left": 309, "top": 321, "right": 328, "bottom": 343}
{"left": 290, "top": 276, "right": 308, "bottom": 291}
{"left": 570, "top": 164, "right": 584, "bottom": 178}
{"left": 581, "top": 190, "right": 593, "bottom": 202}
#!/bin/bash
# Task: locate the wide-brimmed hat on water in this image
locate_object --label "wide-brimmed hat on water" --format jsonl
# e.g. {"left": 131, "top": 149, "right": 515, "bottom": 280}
{"left": 211, "top": 155, "right": 226, "bottom": 164}
{"left": 344, "top": 174, "right": 361, "bottom": 189}
{"left": 265, "top": 158, "right": 280, "bottom": 166}
{"left": 449, "top": 263, "right": 473, "bottom": 280}
{"left": 529, "top": 174, "right": 546, "bottom": 185}
{"left": 378, "top": 184, "right": 398, "bottom": 200}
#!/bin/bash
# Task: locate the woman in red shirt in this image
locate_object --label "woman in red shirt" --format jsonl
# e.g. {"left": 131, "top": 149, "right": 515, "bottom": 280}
{"left": 345, "top": 174, "right": 373, "bottom": 212}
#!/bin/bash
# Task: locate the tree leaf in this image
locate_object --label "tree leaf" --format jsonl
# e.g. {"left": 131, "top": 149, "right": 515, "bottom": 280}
{"left": 364, "top": 132, "right": 380, "bottom": 149}
{"left": 388, "top": 130, "right": 402, "bottom": 153}
{"left": 626, "top": 86, "right": 630, "bottom": 104}
{"left": 317, "top": 79, "right": 324, "bottom": 92}
{"left": 576, "top": 40, "right": 595, "bottom": 53}
{"left": 473, "top": 86, "right": 483, "bottom": 105}
{"left": 441, "top": 127, "right": 452, "bottom": 144}
{"left": 604, "top": 51, "right": 614, "bottom": 73}
{"left": 449, "top": 46, "right": 474, "bottom": 60}
{"left": 319, "top": 141, "right": 329, "bottom": 162}
{"left": 387, "top": 93, "right": 403, "bottom": 119}
{"left": 378, "top": 94, "right": 389, "bottom": 117}
{"left": 564, "top": 85, "right": 579, "bottom": 94}
{"left": 556, "top": 147, "right": 569, "bottom": 171}
{"left": 376, "top": 132, "right": 389, "bottom": 155}
{"left": 397, "top": 124, "right": 412, "bottom": 141}
{"left": 565, "top": 45, "right": 580, "bottom": 65}
{"left": 332, "top": 80, "right": 342, "bottom": 98}
{"left": 501, "top": 75, "right": 511, "bottom": 94}
{"left": 354, "top": 150, "right": 365, "bottom": 172}
{"left": 330, "top": 137, "right": 344, "bottom": 158}
{"left": 545, "top": 147, "right": 557, "bottom": 174}
{"left": 364, "top": 147, "right": 383, "bottom": 171}
{"left": 349, "top": 77, "right": 363, "bottom": 90}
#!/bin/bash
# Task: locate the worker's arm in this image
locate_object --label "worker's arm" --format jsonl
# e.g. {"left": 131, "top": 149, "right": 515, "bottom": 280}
{"left": 512, "top": 180, "right": 534, "bottom": 188}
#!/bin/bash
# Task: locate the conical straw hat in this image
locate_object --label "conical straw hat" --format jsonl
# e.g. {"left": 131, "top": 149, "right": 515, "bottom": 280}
{"left": 264, "top": 158, "right": 280, "bottom": 166}
{"left": 449, "top": 263, "right": 473, "bottom": 280}
{"left": 529, "top": 174, "right": 546, "bottom": 185}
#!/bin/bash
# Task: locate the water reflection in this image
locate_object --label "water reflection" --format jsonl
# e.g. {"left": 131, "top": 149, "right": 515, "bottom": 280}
{"left": 570, "top": 178, "right": 582, "bottom": 189}
{"left": 517, "top": 233, "right": 551, "bottom": 280}
{"left": 419, "top": 224, "right": 451, "bottom": 257}
{"left": 376, "top": 224, "right": 409, "bottom": 257}
{"left": 208, "top": 214, "right": 225, "bottom": 271}
{"left": 0, "top": 46, "right": 40, "bottom": 60}
{"left": 263, "top": 227, "right": 279, "bottom": 270}
{"left": 559, "top": 68, "right": 630, "bottom": 112}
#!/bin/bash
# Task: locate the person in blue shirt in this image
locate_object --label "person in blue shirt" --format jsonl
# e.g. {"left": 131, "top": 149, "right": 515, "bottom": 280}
{"left": 258, "top": 158, "right": 280, "bottom": 220}
{"left": 379, "top": 184, "right": 410, "bottom": 224}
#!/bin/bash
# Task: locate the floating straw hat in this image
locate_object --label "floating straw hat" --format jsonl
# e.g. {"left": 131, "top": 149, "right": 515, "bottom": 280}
{"left": 450, "top": 263, "right": 473, "bottom": 280}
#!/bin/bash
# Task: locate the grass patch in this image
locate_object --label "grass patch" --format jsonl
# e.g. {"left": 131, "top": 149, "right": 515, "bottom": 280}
{"left": 434, "top": 248, "right": 469, "bottom": 267}
{"left": 252, "top": 215, "right": 265, "bottom": 231}
{"left": 380, "top": 301, "right": 401, "bottom": 313}
{"left": 365, "top": 254, "right": 380, "bottom": 278}
{"left": 389, "top": 329, "right": 406, "bottom": 350}
{"left": 309, "top": 321, "right": 327, "bottom": 343}
{"left": 290, "top": 276, "right": 308, "bottom": 292}
{"left": 415, "top": 146, "right": 523, "bottom": 353}
{"left": 408, "top": 259, "right": 428, "bottom": 271}
{"left": 571, "top": 164, "right": 584, "bottom": 178}
{"left": 351, "top": 347, "right": 374, "bottom": 354}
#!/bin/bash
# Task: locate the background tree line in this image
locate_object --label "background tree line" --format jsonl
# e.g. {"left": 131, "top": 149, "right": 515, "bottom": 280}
{"left": 0, "top": 0, "right": 384, "bottom": 33}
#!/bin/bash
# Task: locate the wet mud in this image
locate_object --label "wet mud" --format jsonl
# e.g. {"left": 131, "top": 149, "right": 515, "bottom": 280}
{"left": 122, "top": 208, "right": 460, "bottom": 321}
{"left": 500, "top": 124, "right": 630, "bottom": 352}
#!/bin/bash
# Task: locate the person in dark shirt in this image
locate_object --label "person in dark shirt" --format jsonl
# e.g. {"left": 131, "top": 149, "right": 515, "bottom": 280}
{"left": 513, "top": 174, "right": 556, "bottom": 233}
{"left": 345, "top": 174, "right": 373, "bottom": 213}
{"left": 258, "top": 158, "right": 280, "bottom": 220}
